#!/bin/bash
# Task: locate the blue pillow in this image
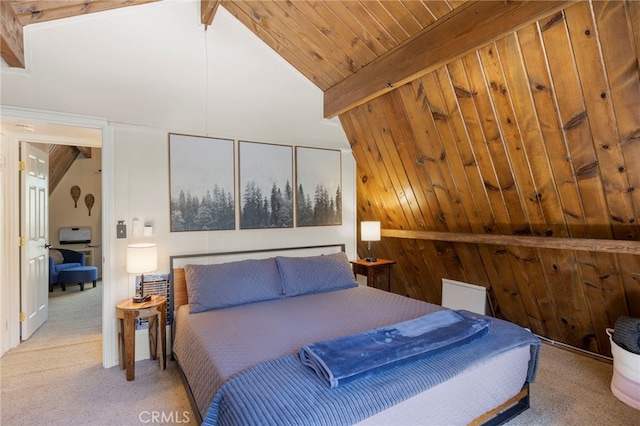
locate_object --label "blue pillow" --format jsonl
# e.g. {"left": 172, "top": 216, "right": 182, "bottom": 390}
{"left": 276, "top": 252, "right": 357, "bottom": 297}
{"left": 184, "top": 257, "right": 283, "bottom": 313}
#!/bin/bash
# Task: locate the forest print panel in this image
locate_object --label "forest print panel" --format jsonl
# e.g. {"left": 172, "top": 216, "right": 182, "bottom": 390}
{"left": 169, "top": 134, "right": 235, "bottom": 232}
{"left": 296, "top": 147, "right": 342, "bottom": 226}
{"left": 239, "top": 141, "right": 293, "bottom": 229}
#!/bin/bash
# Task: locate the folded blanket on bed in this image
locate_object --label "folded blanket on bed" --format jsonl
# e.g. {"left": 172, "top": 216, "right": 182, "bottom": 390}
{"left": 299, "top": 310, "right": 491, "bottom": 388}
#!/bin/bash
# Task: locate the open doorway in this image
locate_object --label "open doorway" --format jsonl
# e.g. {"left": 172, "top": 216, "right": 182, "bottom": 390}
{"left": 1, "top": 106, "right": 117, "bottom": 368}
{"left": 1, "top": 117, "right": 103, "bottom": 358}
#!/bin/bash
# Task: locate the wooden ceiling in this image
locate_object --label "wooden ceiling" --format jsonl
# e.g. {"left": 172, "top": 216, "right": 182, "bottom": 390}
{"left": 3, "top": 1, "right": 639, "bottom": 358}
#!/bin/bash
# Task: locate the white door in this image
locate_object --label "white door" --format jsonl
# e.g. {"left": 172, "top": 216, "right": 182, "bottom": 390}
{"left": 20, "top": 142, "right": 49, "bottom": 340}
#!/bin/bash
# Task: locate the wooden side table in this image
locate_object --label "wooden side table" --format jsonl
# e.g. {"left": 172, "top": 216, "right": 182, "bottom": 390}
{"left": 116, "top": 295, "right": 166, "bottom": 381}
{"left": 350, "top": 259, "right": 396, "bottom": 292}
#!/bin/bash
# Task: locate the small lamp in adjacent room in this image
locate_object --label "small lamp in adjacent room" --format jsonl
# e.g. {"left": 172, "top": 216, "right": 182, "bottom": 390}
{"left": 127, "top": 243, "right": 157, "bottom": 303}
{"left": 361, "top": 221, "right": 381, "bottom": 262}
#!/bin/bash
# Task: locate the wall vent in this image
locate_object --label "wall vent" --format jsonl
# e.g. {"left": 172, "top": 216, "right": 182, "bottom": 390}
{"left": 441, "top": 278, "right": 487, "bottom": 315}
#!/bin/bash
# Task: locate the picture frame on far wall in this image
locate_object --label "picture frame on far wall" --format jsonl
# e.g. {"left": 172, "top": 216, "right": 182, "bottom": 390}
{"left": 295, "top": 146, "right": 342, "bottom": 227}
{"left": 239, "top": 141, "right": 293, "bottom": 229}
{"left": 169, "top": 133, "right": 235, "bottom": 232}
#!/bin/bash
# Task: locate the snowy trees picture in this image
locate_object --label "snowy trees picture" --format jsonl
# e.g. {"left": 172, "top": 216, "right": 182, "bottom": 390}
{"left": 240, "top": 141, "right": 293, "bottom": 229}
{"left": 296, "top": 147, "right": 342, "bottom": 226}
{"left": 169, "top": 134, "right": 342, "bottom": 232}
{"left": 169, "top": 134, "right": 235, "bottom": 231}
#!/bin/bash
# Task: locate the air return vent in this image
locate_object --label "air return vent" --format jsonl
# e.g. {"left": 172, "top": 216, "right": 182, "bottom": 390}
{"left": 441, "top": 279, "right": 487, "bottom": 315}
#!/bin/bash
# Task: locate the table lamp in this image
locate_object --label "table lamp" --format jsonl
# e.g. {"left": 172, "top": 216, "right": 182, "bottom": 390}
{"left": 361, "top": 221, "right": 381, "bottom": 262}
{"left": 127, "top": 243, "right": 157, "bottom": 303}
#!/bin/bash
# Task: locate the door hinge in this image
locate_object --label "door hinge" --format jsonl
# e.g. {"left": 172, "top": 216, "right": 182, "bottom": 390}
{"left": 18, "top": 161, "right": 25, "bottom": 171}
{"left": 19, "top": 236, "right": 25, "bottom": 247}
{"left": 19, "top": 312, "right": 25, "bottom": 322}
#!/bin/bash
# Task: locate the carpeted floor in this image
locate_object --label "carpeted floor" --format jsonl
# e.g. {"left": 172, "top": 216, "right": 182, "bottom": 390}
{"left": 0, "top": 283, "right": 197, "bottom": 426}
{"left": 1, "top": 283, "right": 638, "bottom": 425}
{"left": 505, "top": 341, "right": 639, "bottom": 425}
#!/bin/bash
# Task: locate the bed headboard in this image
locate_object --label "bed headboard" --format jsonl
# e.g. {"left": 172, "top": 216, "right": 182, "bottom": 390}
{"left": 169, "top": 244, "right": 346, "bottom": 321}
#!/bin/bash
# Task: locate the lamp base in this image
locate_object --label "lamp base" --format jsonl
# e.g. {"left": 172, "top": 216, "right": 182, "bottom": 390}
{"left": 133, "top": 294, "right": 151, "bottom": 303}
{"left": 365, "top": 257, "right": 377, "bottom": 262}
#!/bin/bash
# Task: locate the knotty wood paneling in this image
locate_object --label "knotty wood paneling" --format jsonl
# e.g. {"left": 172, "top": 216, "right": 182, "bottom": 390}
{"left": 345, "top": 1, "right": 640, "bottom": 357}
{"left": 324, "top": 1, "right": 572, "bottom": 117}
{"left": 221, "top": 0, "right": 474, "bottom": 95}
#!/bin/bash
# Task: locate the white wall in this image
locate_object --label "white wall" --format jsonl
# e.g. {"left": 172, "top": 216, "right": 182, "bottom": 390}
{"left": 0, "top": 1, "right": 356, "bottom": 364}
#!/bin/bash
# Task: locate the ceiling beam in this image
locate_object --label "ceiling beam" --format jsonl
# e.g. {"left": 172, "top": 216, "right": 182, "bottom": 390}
{"left": 0, "top": 0, "right": 24, "bottom": 68}
{"left": 10, "top": 0, "right": 159, "bottom": 26}
{"left": 323, "top": 0, "right": 576, "bottom": 118}
{"left": 77, "top": 146, "right": 92, "bottom": 158}
{"left": 201, "top": 0, "right": 222, "bottom": 27}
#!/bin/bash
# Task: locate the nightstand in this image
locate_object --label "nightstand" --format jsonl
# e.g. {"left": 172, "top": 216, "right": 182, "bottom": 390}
{"left": 350, "top": 259, "right": 396, "bottom": 292}
{"left": 116, "top": 295, "right": 166, "bottom": 381}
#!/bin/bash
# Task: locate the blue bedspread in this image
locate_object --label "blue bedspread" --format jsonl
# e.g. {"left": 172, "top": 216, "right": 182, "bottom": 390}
{"left": 300, "top": 310, "right": 490, "bottom": 388}
{"left": 203, "top": 312, "right": 540, "bottom": 426}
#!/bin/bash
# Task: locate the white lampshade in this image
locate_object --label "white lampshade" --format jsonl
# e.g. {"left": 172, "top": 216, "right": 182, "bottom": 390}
{"left": 126, "top": 243, "right": 158, "bottom": 274}
{"left": 361, "top": 221, "right": 381, "bottom": 242}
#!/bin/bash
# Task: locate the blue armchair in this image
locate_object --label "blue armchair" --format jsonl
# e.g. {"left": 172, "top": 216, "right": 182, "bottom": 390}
{"left": 49, "top": 248, "right": 85, "bottom": 292}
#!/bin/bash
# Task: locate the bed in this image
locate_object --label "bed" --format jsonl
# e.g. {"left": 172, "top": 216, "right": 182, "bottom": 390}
{"left": 170, "top": 244, "right": 540, "bottom": 425}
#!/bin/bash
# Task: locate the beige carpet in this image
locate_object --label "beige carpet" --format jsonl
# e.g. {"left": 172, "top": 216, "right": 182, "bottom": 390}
{"left": 1, "top": 284, "right": 638, "bottom": 425}
{"left": 505, "top": 342, "right": 639, "bottom": 426}
{"left": 0, "top": 283, "right": 197, "bottom": 426}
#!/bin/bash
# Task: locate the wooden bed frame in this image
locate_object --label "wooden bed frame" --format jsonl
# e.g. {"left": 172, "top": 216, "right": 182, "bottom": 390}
{"left": 168, "top": 244, "right": 531, "bottom": 425}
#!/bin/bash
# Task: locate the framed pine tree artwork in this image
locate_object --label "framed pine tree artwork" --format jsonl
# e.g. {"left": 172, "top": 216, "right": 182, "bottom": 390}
{"left": 169, "top": 133, "right": 235, "bottom": 232}
{"left": 295, "top": 147, "right": 342, "bottom": 227}
{"left": 239, "top": 141, "right": 293, "bottom": 229}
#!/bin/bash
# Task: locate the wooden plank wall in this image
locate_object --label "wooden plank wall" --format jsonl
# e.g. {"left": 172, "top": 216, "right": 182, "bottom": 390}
{"left": 342, "top": 1, "right": 640, "bottom": 357}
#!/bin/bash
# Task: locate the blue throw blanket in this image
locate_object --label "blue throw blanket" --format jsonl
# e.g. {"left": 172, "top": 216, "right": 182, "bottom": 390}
{"left": 300, "top": 310, "right": 490, "bottom": 388}
{"left": 203, "top": 312, "right": 540, "bottom": 426}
